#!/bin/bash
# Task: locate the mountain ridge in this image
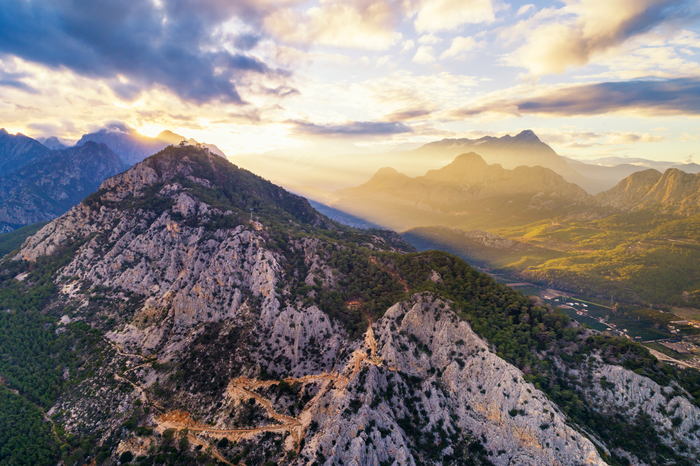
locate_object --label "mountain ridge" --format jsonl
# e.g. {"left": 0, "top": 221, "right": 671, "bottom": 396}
{"left": 596, "top": 168, "right": 700, "bottom": 215}
{"left": 0, "top": 128, "right": 51, "bottom": 177}
{"left": 0, "top": 141, "right": 127, "bottom": 233}
{"left": 406, "top": 130, "right": 586, "bottom": 187}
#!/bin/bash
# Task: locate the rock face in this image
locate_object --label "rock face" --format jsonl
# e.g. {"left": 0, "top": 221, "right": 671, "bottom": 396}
{"left": 0, "top": 141, "right": 127, "bottom": 233}
{"left": 8, "top": 145, "right": 700, "bottom": 465}
{"left": 304, "top": 295, "right": 605, "bottom": 466}
{"left": 595, "top": 168, "right": 700, "bottom": 215}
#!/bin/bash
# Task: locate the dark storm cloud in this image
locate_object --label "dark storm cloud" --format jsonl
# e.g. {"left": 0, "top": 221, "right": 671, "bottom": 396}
{"left": 289, "top": 120, "right": 413, "bottom": 137}
{"left": 0, "top": 0, "right": 289, "bottom": 104}
{"left": 453, "top": 78, "right": 700, "bottom": 117}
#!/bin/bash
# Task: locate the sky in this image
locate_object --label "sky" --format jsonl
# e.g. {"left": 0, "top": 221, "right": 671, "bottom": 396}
{"left": 0, "top": 0, "right": 699, "bottom": 162}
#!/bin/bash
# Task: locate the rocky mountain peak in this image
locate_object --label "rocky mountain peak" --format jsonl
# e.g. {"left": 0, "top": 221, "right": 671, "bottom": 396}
{"left": 514, "top": 129, "right": 540, "bottom": 142}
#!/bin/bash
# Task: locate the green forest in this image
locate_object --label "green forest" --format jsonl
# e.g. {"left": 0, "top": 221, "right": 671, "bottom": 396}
{"left": 405, "top": 212, "right": 700, "bottom": 310}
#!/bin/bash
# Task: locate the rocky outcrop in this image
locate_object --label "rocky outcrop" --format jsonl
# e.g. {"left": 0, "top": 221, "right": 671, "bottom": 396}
{"left": 304, "top": 295, "right": 605, "bottom": 466}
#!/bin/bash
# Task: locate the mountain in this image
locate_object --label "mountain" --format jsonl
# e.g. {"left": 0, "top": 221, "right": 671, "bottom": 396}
{"left": 37, "top": 136, "right": 68, "bottom": 150}
{"left": 156, "top": 129, "right": 227, "bottom": 157}
{"left": 595, "top": 168, "right": 700, "bottom": 216}
{"left": 406, "top": 130, "right": 587, "bottom": 186}
{"left": 584, "top": 156, "right": 700, "bottom": 174}
{"left": 76, "top": 124, "right": 227, "bottom": 165}
{"left": 3, "top": 144, "right": 699, "bottom": 465}
{"left": 324, "top": 152, "right": 592, "bottom": 232}
{"left": 76, "top": 123, "right": 171, "bottom": 165}
{"left": 0, "top": 141, "right": 127, "bottom": 233}
{"left": 0, "top": 128, "right": 51, "bottom": 176}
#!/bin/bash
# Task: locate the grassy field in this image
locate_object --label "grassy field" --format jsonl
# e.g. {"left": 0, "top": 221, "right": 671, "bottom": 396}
{"left": 644, "top": 341, "right": 693, "bottom": 361}
{"left": 672, "top": 307, "right": 700, "bottom": 321}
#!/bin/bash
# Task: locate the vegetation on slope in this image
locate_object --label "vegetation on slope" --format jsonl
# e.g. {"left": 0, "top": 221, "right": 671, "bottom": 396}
{"left": 0, "top": 221, "right": 48, "bottom": 258}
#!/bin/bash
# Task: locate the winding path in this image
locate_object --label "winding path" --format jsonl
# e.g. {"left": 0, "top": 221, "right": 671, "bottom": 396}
{"left": 111, "top": 325, "right": 387, "bottom": 463}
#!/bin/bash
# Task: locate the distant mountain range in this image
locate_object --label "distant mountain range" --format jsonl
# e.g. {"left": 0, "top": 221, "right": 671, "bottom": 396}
{"left": 0, "top": 128, "right": 51, "bottom": 177}
{"left": 75, "top": 123, "right": 226, "bottom": 165}
{"left": 405, "top": 130, "right": 585, "bottom": 185}
{"left": 297, "top": 152, "right": 593, "bottom": 232}
{"left": 0, "top": 141, "right": 127, "bottom": 233}
{"left": 235, "top": 129, "right": 694, "bottom": 196}
{"left": 0, "top": 126, "right": 227, "bottom": 233}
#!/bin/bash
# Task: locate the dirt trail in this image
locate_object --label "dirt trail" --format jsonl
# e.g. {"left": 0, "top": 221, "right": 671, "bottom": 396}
{"left": 135, "top": 324, "right": 387, "bottom": 463}
{"left": 114, "top": 373, "right": 165, "bottom": 413}
{"left": 105, "top": 338, "right": 150, "bottom": 361}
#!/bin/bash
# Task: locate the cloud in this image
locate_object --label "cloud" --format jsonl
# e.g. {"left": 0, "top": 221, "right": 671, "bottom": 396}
{"left": 414, "top": 0, "right": 498, "bottom": 33}
{"left": 413, "top": 46, "right": 436, "bottom": 64}
{"left": 402, "top": 40, "right": 416, "bottom": 52}
{"left": 0, "top": 0, "right": 291, "bottom": 104}
{"left": 440, "top": 36, "right": 478, "bottom": 59}
{"left": 0, "top": 70, "right": 38, "bottom": 94}
{"left": 606, "top": 131, "right": 665, "bottom": 144}
{"left": 288, "top": 119, "right": 412, "bottom": 137}
{"left": 265, "top": 0, "right": 402, "bottom": 50}
{"left": 384, "top": 108, "right": 435, "bottom": 121}
{"left": 452, "top": 77, "right": 700, "bottom": 118}
{"left": 234, "top": 34, "right": 263, "bottom": 51}
{"left": 502, "top": 0, "right": 700, "bottom": 77}
{"left": 418, "top": 34, "right": 442, "bottom": 45}
{"left": 517, "top": 4, "right": 535, "bottom": 16}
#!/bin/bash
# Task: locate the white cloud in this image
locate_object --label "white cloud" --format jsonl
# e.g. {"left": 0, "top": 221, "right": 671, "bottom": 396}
{"left": 502, "top": 0, "right": 700, "bottom": 77}
{"left": 377, "top": 55, "right": 392, "bottom": 66}
{"left": 413, "top": 46, "right": 436, "bottom": 64}
{"left": 517, "top": 4, "right": 535, "bottom": 16}
{"left": 607, "top": 131, "right": 665, "bottom": 144}
{"left": 401, "top": 39, "right": 416, "bottom": 52}
{"left": 265, "top": 1, "right": 402, "bottom": 50}
{"left": 440, "top": 36, "right": 478, "bottom": 59}
{"left": 418, "top": 34, "right": 442, "bottom": 45}
{"left": 414, "top": 0, "right": 497, "bottom": 33}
